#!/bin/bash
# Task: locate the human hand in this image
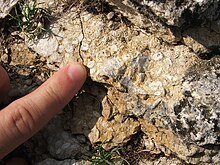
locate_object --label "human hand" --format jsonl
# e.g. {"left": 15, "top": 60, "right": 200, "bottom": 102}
{"left": 0, "top": 63, "right": 87, "bottom": 158}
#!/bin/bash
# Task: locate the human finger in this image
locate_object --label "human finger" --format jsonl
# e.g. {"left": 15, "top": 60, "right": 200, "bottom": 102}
{"left": 0, "top": 65, "right": 10, "bottom": 102}
{"left": 0, "top": 63, "right": 87, "bottom": 158}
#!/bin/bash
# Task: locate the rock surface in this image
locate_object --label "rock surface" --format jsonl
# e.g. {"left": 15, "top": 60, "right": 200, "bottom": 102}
{"left": 107, "top": 0, "right": 220, "bottom": 27}
{"left": 107, "top": 0, "right": 220, "bottom": 53}
{"left": 1, "top": 0, "right": 220, "bottom": 164}
{"left": 27, "top": 0, "right": 220, "bottom": 164}
{"left": 0, "top": 0, "right": 19, "bottom": 18}
{"left": 139, "top": 157, "right": 183, "bottom": 165}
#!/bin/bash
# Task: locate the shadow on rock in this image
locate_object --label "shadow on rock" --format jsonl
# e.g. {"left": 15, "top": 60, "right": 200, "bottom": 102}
{"left": 168, "top": 3, "right": 220, "bottom": 60}
{"left": 62, "top": 77, "right": 108, "bottom": 140}
{"left": 25, "top": 78, "right": 109, "bottom": 163}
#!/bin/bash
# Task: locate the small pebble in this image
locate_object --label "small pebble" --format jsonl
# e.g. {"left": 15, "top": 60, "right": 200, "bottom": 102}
{"left": 107, "top": 12, "right": 115, "bottom": 20}
{"left": 1, "top": 53, "right": 8, "bottom": 63}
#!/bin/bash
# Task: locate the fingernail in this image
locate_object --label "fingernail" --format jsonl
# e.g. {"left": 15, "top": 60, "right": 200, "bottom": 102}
{"left": 68, "top": 63, "right": 87, "bottom": 82}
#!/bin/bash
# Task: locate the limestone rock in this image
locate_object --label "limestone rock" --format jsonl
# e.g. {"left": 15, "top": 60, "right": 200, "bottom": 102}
{"left": 62, "top": 81, "right": 107, "bottom": 136}
{"left": 0, "top": 0, "right": 18, "bottom": 18}
{"left": 139, "top": 57, "right": 220, "bottom": 164}
{"left": 174, "top": 57, "right": 220, "bottom": 147}
{"left": 107, "top": 0, "right": 220, "bottom": 27}
{"left": 23, "top": 1, "right": 220, "bottom": 164}
{"left": 107, "top": 0, "right": 220, "bottom": 53}
{"left": 139, "top": 157, "right": 183, "bottom": 165}
{"left": 89, "top": 117, "right": 140, "bottom": 149}
{"left": 31, "top": 116, "right": 90, "bottom": 160}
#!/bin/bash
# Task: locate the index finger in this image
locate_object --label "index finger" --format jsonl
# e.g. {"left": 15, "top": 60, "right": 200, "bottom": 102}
{"left": 0, "top": 63, "right": 87, "bottom": 158}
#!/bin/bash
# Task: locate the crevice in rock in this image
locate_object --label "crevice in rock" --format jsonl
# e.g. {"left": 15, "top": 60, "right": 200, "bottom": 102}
{"left": 198, "top": 51, "right": 220, "bottom": 60}
{"left": 118, "top": 1, "right": 220, "bottom": 59}
{"left": 62, "top": 77, "right": 108, "bottom": 138}
{"left": 129, "top": 0, "right": 168, "bottom": 26}
{"left": 83, "top": 0, "right": 114, "bottom": 15}
{"left": 78, "top": 14, "right": 85, "bottom": 62}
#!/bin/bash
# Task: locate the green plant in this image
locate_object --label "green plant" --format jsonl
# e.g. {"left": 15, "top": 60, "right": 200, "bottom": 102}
{"left": 9, "top": 0, "right": 50, "bottom": 37}
{"left": 89, "top": 141, "right": 122, "bottom": 165}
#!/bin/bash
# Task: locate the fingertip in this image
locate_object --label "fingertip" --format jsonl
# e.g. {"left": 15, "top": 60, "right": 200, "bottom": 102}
{"left": 67, "top": 63, "right": 87, "bottom": 83}
{"left": 0, "top": 63, "right": 88, "bottom": 158}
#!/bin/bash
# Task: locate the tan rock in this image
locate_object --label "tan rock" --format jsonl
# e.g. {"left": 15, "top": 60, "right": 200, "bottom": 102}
{"left": 22, "top": 1, "right": 220, "bottom": 164}
{"left": 139, "top": 118, "right": 209, "bottom": 164}
{"left": 89, "top": 117, "right": 140, "bottom": 149}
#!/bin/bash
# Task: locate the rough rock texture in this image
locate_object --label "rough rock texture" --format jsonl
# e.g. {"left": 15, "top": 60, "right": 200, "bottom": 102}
{"left": 1, "top": 0, "right": 220, "bottom": 164}
{"left": 139, "top": 157, "right": 183, "bottom": 165}
{"left": 107, "top": 0, "right": 220, "bottom": 26}
{"left": 0, "top": 0, "right": 19, "bottom": 18}
{"left": 24, "top": 0, "right": 220, "bottom": 164}
{"left": 107, "top": 0, "right": 220, "bottom": 53}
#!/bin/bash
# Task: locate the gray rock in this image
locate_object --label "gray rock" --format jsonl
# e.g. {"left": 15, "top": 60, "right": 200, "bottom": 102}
{"left": 173, "top": 57, "right": 220, "bottom": 146}
{"left": 25, "top": 116, "right": 90, "bottom": 161}
{"left": 42, "top": 117, "right": 86, "bottom": 160}
{"left": 108, "top": 0, "right": 220, "bottom": 53}
{"left": 141, "top": 56, "right": 220, "bottom": 164}
{"left": 107, "top": 0, "right": 220, "bottom": 27}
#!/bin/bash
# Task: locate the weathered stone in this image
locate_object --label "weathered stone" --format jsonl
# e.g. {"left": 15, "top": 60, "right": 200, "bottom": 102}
{"left": 28, "top": 37, "right": 59, "bottom": 57}
{"left": 22, "top": 115, "right": 90, "bottom": 162}
{"left": 107, "top": 0, "right": 220, "bottom": 53}
{"left": 183, "top": 36, "right": 208, "bottom": 54}
{"left": 41, "top": 116, "right": 90, "bottom": 160}
{"left": 174, "top": 57, "right": 220, "bottom": 147}
{"left": 107, "top": 0, "right": 220, "bottom": 27}
{"left": 183, "top": 26, "right": 220, "bottom": 54}
{"left": 139, "top": 157, "right": 183, "bottom": 165}
{"left": 89, "top": 117, "right": 140, "bottom": 149}
{"left": 19, "top": 0, "right": 220, "bottom": 164}
{"left": 0, "top": 0, "right": 19, "bottom": 18}
{"left": 62, "top": 81, "right": 107, "bottom": 136}
{"left": 140, "top": 118, "right": 203, "bottom": 164}
{"left": 139, "top": 57, "right": 220, "bottom": 164}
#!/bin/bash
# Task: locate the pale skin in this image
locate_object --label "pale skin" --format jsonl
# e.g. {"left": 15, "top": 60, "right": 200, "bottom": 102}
{"left": 0, "top": 63, "right": 87, "bottom": 162}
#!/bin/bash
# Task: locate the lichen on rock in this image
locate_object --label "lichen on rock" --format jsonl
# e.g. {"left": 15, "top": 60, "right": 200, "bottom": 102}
{"left": 173, "top": 57, "right": 220, "bottom": 146}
